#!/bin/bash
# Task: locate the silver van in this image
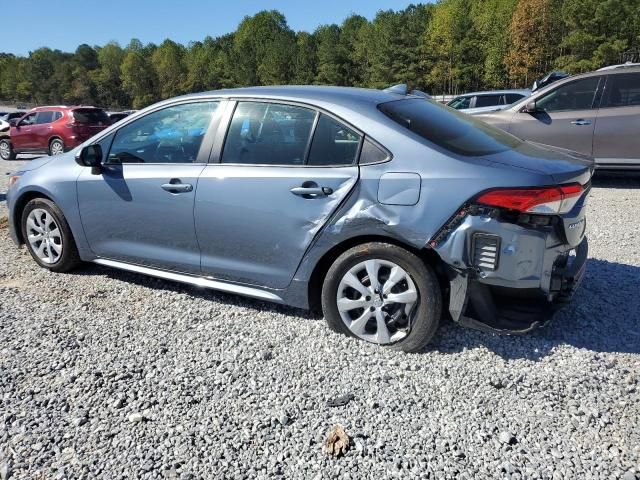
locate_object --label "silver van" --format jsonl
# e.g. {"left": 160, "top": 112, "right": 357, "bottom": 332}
{"left": 475, "top": 66, "right": 640, "bottom": 170}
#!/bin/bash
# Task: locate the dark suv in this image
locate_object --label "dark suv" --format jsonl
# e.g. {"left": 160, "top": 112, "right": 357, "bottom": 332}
{"left": 0, "top": 106, "right": 109, "bottom": 160}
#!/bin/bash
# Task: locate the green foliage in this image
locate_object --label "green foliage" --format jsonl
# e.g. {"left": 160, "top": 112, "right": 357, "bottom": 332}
{"left": 1, "top": 2, "right": 638, "bottom": 107}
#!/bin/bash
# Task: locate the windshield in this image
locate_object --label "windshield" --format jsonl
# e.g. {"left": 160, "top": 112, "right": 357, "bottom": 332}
{"left": 447, "top": 96, "right": 471, "bottom": 109}
{"left": 379, "top": 98, "right": 522, "bottom": 157}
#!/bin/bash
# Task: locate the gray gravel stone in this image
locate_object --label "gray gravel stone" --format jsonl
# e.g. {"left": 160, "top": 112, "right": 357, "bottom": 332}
{"left": 0, "top": 161, "right": 639, "bottom": 479}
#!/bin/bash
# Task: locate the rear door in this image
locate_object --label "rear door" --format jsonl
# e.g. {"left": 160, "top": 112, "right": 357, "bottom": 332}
{"left": 592, "top": 72, "right": 640, "bottom": 167}
{"left": 508, "top": 76, "right": 602, "bottom": 155}
{"left": 32, "top": 110, "right": 56, "bottom": 148}
{"left": 194, "top": 100, "right": 360, "bottom": 289}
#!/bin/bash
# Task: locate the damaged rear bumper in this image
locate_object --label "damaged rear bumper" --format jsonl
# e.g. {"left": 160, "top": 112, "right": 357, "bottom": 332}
{"left": 435, "top": 213, "right": 588, "bottom": 334}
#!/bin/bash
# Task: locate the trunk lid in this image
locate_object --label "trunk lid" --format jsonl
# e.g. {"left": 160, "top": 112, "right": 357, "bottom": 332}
{"left": 69, "top": 108, "right": 110, "bottom": 137}
{"left": 485, "top": 140, "right": 594, "bottom": 185}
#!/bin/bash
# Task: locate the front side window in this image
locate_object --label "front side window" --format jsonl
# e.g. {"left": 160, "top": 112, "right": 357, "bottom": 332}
{"left": 601, "top": 73, "right": 640, "bottom": 108}
{"left": 380, "top": 98, "right": 521, "bottom": 157}
{"left": 19, "top": 113, "right": 37, "bottom": 126}
{"left": 36, "top": 111, "right": 54, "bottom": 124}
{"left": 535, "top": 77, "right": 600, "bottom": 112}
{"left": 222, "top": 102, "right": 316, "bottom": 165}
{"left": 307, "top": 114, "right": 360, "bottom": 166}
{"left": 108, "top": 102, "right": 219, "bottom": 164}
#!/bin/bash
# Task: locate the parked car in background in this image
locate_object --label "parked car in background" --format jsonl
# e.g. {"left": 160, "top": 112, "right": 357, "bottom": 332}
{"left": 1, "top": 111, "right": 27, "bottom": 122}
{"left": 475, "top": 66, "right": 640, "bottom": 170}
{"left": 0, "top": 106, "right": 110, "bottom": 160}
{"left": 531, "top": 71, "right": 570, "bottom": 92}
{"left": 6, "top": 86, "right": 592, "bottom": 352}
{"left": 447, "top": 89, "right": 531, "bottom": 114}
{"left": 107, "top": 110, "right": 135, "bottom": 124}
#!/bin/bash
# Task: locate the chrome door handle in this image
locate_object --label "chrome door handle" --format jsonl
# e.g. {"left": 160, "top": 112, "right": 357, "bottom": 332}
{"left": 570, "top": 119, "right": 591, "bottom": 126}
{"left": 290, "top": 186, "right": 333, "bottom": 197}
{"left": 161, "top": 182, "right": 193, "bottom": 193}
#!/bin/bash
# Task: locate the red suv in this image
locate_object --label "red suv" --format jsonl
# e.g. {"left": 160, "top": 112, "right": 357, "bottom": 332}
{"left": 0, "top": 106, "right": 110, "bottom": 160}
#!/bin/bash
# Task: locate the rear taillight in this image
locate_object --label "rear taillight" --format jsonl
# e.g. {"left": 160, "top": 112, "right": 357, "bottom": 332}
{"left": 475, "top": 183, "right": 583, "bottom": 214}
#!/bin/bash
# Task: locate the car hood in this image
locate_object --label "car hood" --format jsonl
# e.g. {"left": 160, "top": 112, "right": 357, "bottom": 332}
{"left": 17, "top": 155, "right": 57, "bottom": 172}
{"left": 485, "top": 140, "right": 594, "bottom": 185}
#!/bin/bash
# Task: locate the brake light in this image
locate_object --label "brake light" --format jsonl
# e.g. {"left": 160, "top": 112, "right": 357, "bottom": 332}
{"left": 475, "top": 184, "right": 583, "bottom": 214}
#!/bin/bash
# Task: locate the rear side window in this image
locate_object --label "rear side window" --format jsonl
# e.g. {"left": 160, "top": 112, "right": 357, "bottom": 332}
{"left": 601, "top": 73, "right": 640, "bottom": 108}
{"left": 506, "top": 93, "right": 525, "bottom": 104}
{"left": 379, "top": 98, "right": 521, "bottom": 157}
{"left": 474, "top": 95, "right": 502, "bottom": 108}
{"left": 53, "top": 111, "right": 63, "bottom": 121}
{"left": 307, "top": 114, "right": 360, "bottom": 166}
{"left": 536, "top": 77, "right": 600, "bottom": 112}
{"left": 72, "top": 108, "right": 110, "bottom": 124}
{"left": 222, "top": 102, "right": 316, "bottom": 165}
{"left": 36, "top": 111, "right": 54, "bottom": 124}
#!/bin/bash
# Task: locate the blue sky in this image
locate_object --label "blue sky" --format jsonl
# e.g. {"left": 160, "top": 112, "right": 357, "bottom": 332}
{"left": 2, "top": 0, "right": 421, "bottom": 56}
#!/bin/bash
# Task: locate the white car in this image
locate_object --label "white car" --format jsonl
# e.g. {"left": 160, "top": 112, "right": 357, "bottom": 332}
{"left": 447, "top": 89, "right": 531, "bottom": 115}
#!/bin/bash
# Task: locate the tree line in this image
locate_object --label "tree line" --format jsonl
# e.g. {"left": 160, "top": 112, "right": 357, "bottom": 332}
{"left": 1, "top": 0, "right": 638, "bottom": 110}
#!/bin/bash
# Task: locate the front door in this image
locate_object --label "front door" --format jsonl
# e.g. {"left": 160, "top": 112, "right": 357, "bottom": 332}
{"left": 11, "top": 112, "right": 38, "bottom": 150}
{"left": 509, "top": 76, "right": 602, "bottom": 156}
{"left": 195, "top": 101, "right": 361, "bottom": 289}
{"left": 77, "top": 101, "right": 221, "bottom": 273}
{"left": 592, "top": 72, "right": 640, "bottom": 167}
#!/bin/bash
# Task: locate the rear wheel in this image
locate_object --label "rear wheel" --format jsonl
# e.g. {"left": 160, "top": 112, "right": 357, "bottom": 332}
{"left": 0, "top": 139, "right": 16, "bottom": 160}
{"left": 21, "top": 198, "right": 81, "bottom": 272}
{"left": 322, "top": 242, "right": 442, "bottom": 353}
{"left": 49, "top": 138, "right": 64, "bottom": 156}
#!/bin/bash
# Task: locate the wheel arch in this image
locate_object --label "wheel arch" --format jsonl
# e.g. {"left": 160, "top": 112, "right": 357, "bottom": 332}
{"left": 12, "top": 190, "right": 56, "bottom": 244}
{"left": 48, "top": 136, "right": 64, "bottom": 149}
{"left": 307, "top": 234, "right": 449, "bottom": 312}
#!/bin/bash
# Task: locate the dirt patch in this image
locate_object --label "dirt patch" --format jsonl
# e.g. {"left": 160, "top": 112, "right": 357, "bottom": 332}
{"left": 0, "top": 216, "right": 8, "bottom": 229}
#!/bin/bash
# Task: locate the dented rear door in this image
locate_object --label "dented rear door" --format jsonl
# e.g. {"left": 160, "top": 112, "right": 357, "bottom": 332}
{"left": 194, "top": 165, "right": 357, "bottom": 288}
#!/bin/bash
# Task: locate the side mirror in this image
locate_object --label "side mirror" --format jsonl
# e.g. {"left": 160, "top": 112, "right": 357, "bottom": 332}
{"left": 523, "top": 100, "right": 538, "bottom": 113}
{"left": 75, "top": 144, "right": 103, "bottom": 173}
{"left": 9, "top": 119, "right": 19, "bottom": 127}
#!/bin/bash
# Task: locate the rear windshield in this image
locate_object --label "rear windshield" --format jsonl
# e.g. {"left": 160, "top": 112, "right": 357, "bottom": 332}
{"left": 72, "top": 108, "right": 109, "bottom": 124}
{"left": 379, "top": 98, "right": 521, "bottom": 156}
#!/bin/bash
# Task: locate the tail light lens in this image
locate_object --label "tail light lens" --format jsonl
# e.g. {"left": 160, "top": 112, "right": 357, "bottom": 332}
{"left": 476, "top": 184, "right": 583, "bottom": 214}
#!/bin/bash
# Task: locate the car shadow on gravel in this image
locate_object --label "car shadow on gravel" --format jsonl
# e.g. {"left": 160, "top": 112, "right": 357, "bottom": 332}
{"left": 430, "top": 258, "right": 640, "bottom": 360}
{"left": 73, "top": 257, "right": 639, "bottom": 361}
{"left": 0, "top": 193, "right": 5, "bottom": 202}
{"left": 72, "top": 264, "right": 321, "bottom": 320}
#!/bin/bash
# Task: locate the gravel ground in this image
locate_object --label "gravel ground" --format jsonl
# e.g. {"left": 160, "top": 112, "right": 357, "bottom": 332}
{"left": 0, "top": 158, "right": 639, "bottom": 480}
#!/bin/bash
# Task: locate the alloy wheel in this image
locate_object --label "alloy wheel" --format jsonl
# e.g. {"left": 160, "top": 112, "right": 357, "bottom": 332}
{"left": 336, "top": 259, "right": 418, "bottom": 344}
{"left": 26, "top": 208, "right": 63, "bottom": 264}
{"left": 50, "top": 140, "right": 64, "bottom": 155}
{"left": 0, "top": 141, "right": 11, "bottom": 160}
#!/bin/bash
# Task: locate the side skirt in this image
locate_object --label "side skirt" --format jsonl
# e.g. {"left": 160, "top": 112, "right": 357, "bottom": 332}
{"left": 92, "top": 258, "right": 284, "bottom": 303}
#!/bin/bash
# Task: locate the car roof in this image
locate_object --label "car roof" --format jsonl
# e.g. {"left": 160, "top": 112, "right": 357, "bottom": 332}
{"left": 173, "top": 85, "right": 408, "bottom": 108}
{"left": 453, "top": 89, "right": 531, "bottom": 98}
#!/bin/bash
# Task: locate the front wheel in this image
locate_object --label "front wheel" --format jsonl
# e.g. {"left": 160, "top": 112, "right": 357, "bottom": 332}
{"left": 21, "top": 198, "right": 81, "bottom": 272}
{"left": 0, "top": 139, "right": 16, "bottom": 160}
{"left": 322, "top": 242, "right": 442, "bottom": 353}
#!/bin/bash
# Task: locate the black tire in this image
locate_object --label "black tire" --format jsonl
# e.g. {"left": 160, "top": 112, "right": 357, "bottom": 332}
{"left": 0, "top": 138, "right": 16, "bottom": 160}
{"left": 21, "top": 198, "right": 81, "bottom": 273}
{"left": 321, "top": 242, "right": 442, "bottom": 353}
{"left": 49, "top": 138, "right": 64, "bottom": 156}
